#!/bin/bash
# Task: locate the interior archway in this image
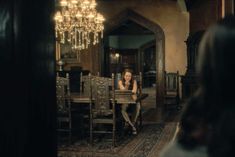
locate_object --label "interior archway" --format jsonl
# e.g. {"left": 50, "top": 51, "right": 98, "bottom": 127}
{"left": 103, "top": 9, "right": 165, "bottom": 111}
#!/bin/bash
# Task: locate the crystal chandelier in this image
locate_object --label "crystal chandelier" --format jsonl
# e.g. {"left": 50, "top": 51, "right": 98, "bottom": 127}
{"left": 54, "top": 0, "right": 105, "bottom": 50}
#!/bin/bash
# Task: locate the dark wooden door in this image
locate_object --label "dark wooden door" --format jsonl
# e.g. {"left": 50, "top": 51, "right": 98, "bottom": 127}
{"left": 0, "top": 0, "right": 56, "bottom": 157}
{"left": 107, "top": 48, "right": 139, "bottom": 75}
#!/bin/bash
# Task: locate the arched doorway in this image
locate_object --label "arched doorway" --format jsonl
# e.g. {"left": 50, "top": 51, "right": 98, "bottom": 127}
{"left": 103, "top": 9, "right": 165, "bottom": 111}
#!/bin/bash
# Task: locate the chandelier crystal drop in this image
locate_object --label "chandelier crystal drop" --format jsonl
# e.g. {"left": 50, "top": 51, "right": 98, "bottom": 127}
{"left": 54, "top": 0, "right": 105, "bottom": 50}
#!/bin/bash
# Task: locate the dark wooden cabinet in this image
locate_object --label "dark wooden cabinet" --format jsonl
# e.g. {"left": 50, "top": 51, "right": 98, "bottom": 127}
{"left": 107, "top": 48, "right": 139, "bottom": 75}
{"left": 182, "top": 31, "right": 204, "bottom": 100}
{"left": 142, "top": 45, "right": 156, "bottom": 87}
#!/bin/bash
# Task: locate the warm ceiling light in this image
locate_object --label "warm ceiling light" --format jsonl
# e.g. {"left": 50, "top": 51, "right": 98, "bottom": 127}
{"left": 54, "top": 0, "right": 105, "bottom": 50}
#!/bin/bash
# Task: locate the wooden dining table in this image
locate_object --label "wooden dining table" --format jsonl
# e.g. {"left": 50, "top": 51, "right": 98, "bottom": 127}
{"left": 70, "top": 91, "right": 149, "bottom": 104}
{"left": 70, "top": 93, "right": 94, "bottom": 104}
{"left": 70, "top": 91, "right": 148, "bottom": 137}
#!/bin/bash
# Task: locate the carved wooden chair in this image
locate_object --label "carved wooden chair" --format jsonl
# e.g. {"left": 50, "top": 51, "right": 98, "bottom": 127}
{"left": 56, "top": 73, "right": 72, "bottom": 144}
{"left": 78, "top": 72, "right": 93, "bottom": 138}
{"left": 80, "top": 72, "right": 92, "bottom": 97}
{"left": 164, "top": 71, "right": 180, "bottom": 110}
{"left": 90, "top": 74, "right": 116, "bottom": 147}
{"left": 80, "top": 72, "right": 100, "bottom": 98}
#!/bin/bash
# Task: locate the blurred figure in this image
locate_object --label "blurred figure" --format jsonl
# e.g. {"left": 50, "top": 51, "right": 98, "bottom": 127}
{"left": 160, "top": 15, "right": 235, "bottom": 157}
{"left": 160, "top": 89, "right": 208, "bottom": 157}
{"left": 198, "top": 14, "right": 235, "bottom": 157}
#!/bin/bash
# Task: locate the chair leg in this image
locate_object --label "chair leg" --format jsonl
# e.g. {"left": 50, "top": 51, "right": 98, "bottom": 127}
{"left": 136, "top": 103, "right": 142, "bottom": 130}
{"left": 112, "top": 130, "right": 115, "bottom": 147}
{"left": 112, "top": 121, "right": 116, "bottom": 147}
{"left": 139, "top": 109, "right": 142, "bottom": 128}
{"left": 69, "top": 119, "right": 72, "bottom": 145}
{"left": 90, "top": 103, "right": 93, "bottom": 146}
{"left": 90, "top": 119, "right": 93, "bottom": 146}
{"left": 69, "top": 130, "right": 71, "bottom": 145}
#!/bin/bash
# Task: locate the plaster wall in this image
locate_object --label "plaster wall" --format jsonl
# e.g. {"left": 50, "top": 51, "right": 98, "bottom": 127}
{"left": 82, "top": 0, "right": 189, "bottom": 76}
{"left": 72, "top": 0, "right": 233, "bottom": 77}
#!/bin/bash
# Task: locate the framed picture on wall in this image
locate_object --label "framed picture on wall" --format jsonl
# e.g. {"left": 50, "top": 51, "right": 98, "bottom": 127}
{"left": 56, "top": 41, "right": 81, "bottom": 64}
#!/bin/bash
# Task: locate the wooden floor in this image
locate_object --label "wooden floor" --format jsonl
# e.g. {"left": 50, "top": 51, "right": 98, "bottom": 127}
{"left": 142, "top": 87, "right": 182, "bottom": 123}
{"left": 140, "top": 87, "right": 181, "bottom": 157}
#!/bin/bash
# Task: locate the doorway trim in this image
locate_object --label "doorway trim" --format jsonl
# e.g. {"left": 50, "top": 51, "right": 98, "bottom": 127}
{"left": 139, "top": 40, "right": 156, "bottom": 74}
{"left": 104, "top": 9, "right": 165, "bottom": 108}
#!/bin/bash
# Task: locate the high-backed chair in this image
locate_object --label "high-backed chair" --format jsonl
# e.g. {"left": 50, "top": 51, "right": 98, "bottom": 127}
{"left": 56, "top": 73, "right": 72, "bottom": 144}
{"left": 90, "top": 74, "right": 116, "bottom": 147}
{"left": 80, "top": 72, "right": 100, "bottom": 97}
{"left": 79, "top": 72, "right": 93, "bottom": 139}
{"left": 164, "top": 71, "right": 180, "bottom": 110}
{"left": 80, "top": 72, "right": 92, "bottom": 97}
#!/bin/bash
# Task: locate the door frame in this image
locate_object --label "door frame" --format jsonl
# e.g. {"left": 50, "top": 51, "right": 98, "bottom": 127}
{"left": 104, "top": 9, "right": 165, "bottom": 109}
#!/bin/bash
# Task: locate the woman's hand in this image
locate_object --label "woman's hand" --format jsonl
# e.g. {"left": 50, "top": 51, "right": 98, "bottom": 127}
{"left": 118, "top": 80, "right": 125, "bottom": 90}
{"left": 124, "top": 81, "right": 130, "bottom": 89}
{"left": 125, "top": 81, "right": 130, "bottom": 86}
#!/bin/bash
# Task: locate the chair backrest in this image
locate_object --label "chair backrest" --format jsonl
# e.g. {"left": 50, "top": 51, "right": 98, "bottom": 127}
{"left": 133, "top": 72, "right": 142, "bottom": 95}
{"left": 80, "top": 72, "right": 93, "bottom": 97}
{"left": 80, "top": 72, "right": 102, "bottom": 97}
{"left": 115, "top": 73, "right": 122, "bottom": 89}
{"left": 165, "top": 71, "right": 179, "bottom": 95}
{"left": 56, "top": 73, "right": 71, "bottom": 115}
{"left": 92, "top": 74, "right": 115, "bottom": 114}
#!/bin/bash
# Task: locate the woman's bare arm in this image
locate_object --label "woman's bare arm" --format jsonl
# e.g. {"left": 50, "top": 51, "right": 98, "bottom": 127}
{"left": 118, "top": 80, "right": 125, "bottom": 90}
{"left": 132, "top": 80, "right": 137, "bottom": 94}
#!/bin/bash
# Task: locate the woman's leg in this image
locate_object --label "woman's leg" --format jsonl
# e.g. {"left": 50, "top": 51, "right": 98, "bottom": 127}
{"left": 121, "top": 104, "right": 132, "bottom": 125}
{"left": 131, "top": 102, "right": 141, "bottom": 125}
{"left": 121, "top": 104, "right": 137, "bottom": 135}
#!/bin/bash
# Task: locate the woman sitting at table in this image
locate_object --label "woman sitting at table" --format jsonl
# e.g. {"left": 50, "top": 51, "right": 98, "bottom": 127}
{"left": 118, "top": 69, "right": 140, "bottom": 135}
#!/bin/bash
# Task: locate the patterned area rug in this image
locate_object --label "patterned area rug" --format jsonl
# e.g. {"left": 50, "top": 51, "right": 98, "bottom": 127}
{"left": 58, "top": 122, "right": 177, "bottom": 157}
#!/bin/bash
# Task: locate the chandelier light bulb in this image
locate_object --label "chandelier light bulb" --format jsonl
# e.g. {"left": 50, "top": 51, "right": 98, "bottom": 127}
{"left": 90, "top": 0, "right": 97, "bottom": 8}
{"left": 54, "top": 0, "right": 105, "bottom": 50}
{"left": 83, "top": 0, "right": 90, "bottom": 5}
{"left": 70, "top": 0, "right": 78, "bottom": 4}
{"left": 60, "top": 0, "right": 68, "bottom": 6}
{"left": 75, "top": 11, "right": 82, "bottom": 18}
